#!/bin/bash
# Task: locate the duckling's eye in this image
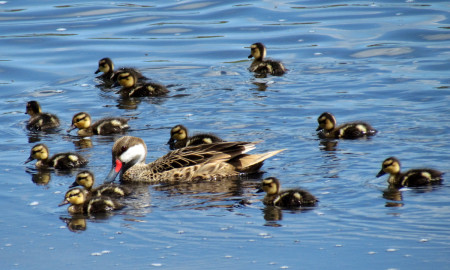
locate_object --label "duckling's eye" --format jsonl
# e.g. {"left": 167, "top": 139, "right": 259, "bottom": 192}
{"left": 75, "top": 116, "right": 86, "bottom": 123}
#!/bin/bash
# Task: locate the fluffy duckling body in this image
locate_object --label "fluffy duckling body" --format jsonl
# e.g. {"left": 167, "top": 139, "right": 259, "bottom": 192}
{"left": 316, "top": 112, "right": 377, "bottom": 139}
{"left": 377, "top": 157, "right": 444, "bottom": 188}
{"left": 59, "top": 187, "right": 124, "bottom": 215}
{"left": 116, "top": 70, "right": 169, "bottom": 97}
{"left": 25, "top": 144, "right": 88, "bottom": 170}
{"left": 167, "top": 124, "right": 224, "bottom": 150}
{"left": 25, "top": 101, "right": 60, "bottom": 131}
{"left": 105, "top": 136, "right": 284, "bottom": 183}
{"left": 248, "top": 42, "right": 286, "bottom": 76}
{"left": 95, "top": 57, "right": 148, "bottom": 86}
{"left": 67, "top": 112, "right": 130, "bottom": 136}
{"left": 70, "top": 171, "right": 131, "bottom": 198}
{"left": 257, "top": 177, "right": 318, "bottom": 208}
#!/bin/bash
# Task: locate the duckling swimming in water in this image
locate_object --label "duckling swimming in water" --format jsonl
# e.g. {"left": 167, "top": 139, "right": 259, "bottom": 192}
{"left": 105, "top": 136, "right": 284, "bottom": 183}
{"left": 59, "top": 187, "right": 124, "bottom": 215}
{"left": 95, "top": 57, "right": 148, "bottom": 86}
{"left": 248, "top": 42, "right": 286, "bottom": 76}
{"left": 115, "top": 70, "right": 169, "bottom": 97}
{"left": 70, "top": 171, "right": 131, "bottom": 198}
{"left": 376, "top": 157, "right": 444, "bottom": 188}
{"left": 167, "top": 124, "right": 224, "bottom": 150}
{"left": 316, "top": 112, "right": 377, "bottom": 139}
{"left": 25, "top": 101, "right": 60, "bottom": 131}
{"left": 25, "top": 144, "right": 88, "bottom": 170}
{"left": 257, "top": 177, "right": 318, "bottom": 208}
{"left": 67, "top": 112, "right": 130, "bottom": 136}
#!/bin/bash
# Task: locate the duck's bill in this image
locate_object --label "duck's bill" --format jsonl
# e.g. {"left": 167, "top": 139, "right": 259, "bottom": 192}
{"left": 376, "top": 170, "right": 386, "bottom": 178}
{"left": 58, "top": 199, "right": 69, "bottom": 207}
{"left": 24, "top": 156, "right": 34, "bottom": 164}
{"left": 104, "top": 159, "right": 123, "bottom": 183}
{"left": 248, "top": 54, "right": 253, "bottom": 58}
{"left": 66, "top": 125, "right": 77, "bottom": 133}
{"left": 69, "top": 181, "right": 79, "bottom": 188}
{"left": 95, "top": 68, "right": 101, "bottom": 74}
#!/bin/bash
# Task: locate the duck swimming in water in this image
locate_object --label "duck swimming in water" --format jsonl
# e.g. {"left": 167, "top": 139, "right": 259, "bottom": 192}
{"left": 257, "top": 177, "right": 318, "bottom": 208}
{"left": 376, "top": 157, "right": 444, "bottom": 188}
{"left": 25, "top": 101, "right": 60, "bottom": 131}
{"left": 67, "top": 112, "right": 130, "bottom": 136}
{"left": 95, "top": 57, "right": 148, "bottom": 86}
{"left": 70, "top": 171, "right": 131, "bottom": 198}
{"left": 59, "top": 187, "right": 124, "bottom": 215}
{"left": 248, "top": 42, "right": 286, "bottom": 76}
{"left": 105, "top": 136, "right": 284, "bottom": 183}
{"left": 25, "top": 143, "right": 88, "bottom": 170}
{"left": 316, "top": 112, "right": 377, "bottom": 139}
{"left": 167, "top": 124, "right": 223, "bottom": 150}
{"left": 115, "top": 70, "right": 169, "bottom": 97}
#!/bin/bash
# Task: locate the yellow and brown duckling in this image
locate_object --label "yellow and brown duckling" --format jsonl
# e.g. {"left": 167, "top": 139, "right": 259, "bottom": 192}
{"left": 105, "top": 136, "right": 284, "bottom": 183}
{"left": 25, "top": 101, "right": 60, "bottom": 131}
{"left": 25, "top": 143, "right": 88, "bottom": 170}
{"left": 167, "top": 124, "right": 224, "bottom": 150}
{"left": 70, "top": 171, "right": 131, "bottom": 198}
{"left": 115, "top": 70, "right": 169, "bottom": 97}
{"left": 67, "top": 112, "right": 130, "bottom": 136}
{"left": 316, "top": 112, "right": 377, "bottom": 139}
{"left": 376, "top": 157, "right": 444, "bottom": 188}
{"left": 257, "top": 177, "right": 318, "bottom": 208}
{"left": 95, "top": 57, "right": 148, "bottom": 86}
{"left": 59, "top": 187, "right": 124, "bottom": 215}
{"left": 248, "top": 42, "right": 286, "bottom": 76}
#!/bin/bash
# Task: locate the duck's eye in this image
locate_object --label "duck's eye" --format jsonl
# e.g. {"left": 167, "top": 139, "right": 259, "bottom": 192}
{"left": 121, "top": 146, "right": 128, "bottom": 152}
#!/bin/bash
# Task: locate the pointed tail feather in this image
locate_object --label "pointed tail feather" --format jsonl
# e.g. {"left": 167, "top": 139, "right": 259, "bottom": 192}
{"left": 230, "top": 149, "right": 285, "bottom": 173}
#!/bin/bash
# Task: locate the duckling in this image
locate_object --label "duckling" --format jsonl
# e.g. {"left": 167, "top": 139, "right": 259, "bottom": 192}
{"left": 67, "top": 112, "right": 130, "bottom": 136}
{"left": 116, "top": 70, "right": 169, "bottom": 97}
{"left": 25, "top": 100, "right": 60, "bottom": 131}
{"left": 59, "top": 187, "right": 124, "bottom": 215}
{"left": 257, "top": 177, "right": 318, "bottom": 208}
{"left": 248, "top": 42, "right": 286, "bottom": 76}
{"left": 95, "top": 57, "right": 148, "bottom": 86}
{"left": 70, "top": 171, "right": 131, "bottom": 198}
{"left": 316, "top": 112, "right": 377, "bottom": 139}
{"left": 167, "top": 124, "right": 224, "bottom": 150}
{"left": 24, "top": 144, "right": 88, "bottom": 170}
{"left": 376, "top": 157, "right": 444, "bottom": 188}
{"left": 105, "top": 136, "right": 284, "bottom": 183}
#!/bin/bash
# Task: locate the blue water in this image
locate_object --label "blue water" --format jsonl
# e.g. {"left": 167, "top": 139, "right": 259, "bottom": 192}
{"left": 1, "top": 0, "right": 450, "bottom": 269}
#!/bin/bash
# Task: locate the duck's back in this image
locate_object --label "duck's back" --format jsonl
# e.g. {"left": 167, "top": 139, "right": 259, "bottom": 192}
{"left": 27, "top": 113, "right": 60, "bottom": 131}
{"left": 400, "top": 169, "right": 444, "bottom": 187}
{"left": 49, "top": 153, "right": 88, "bottom": 169}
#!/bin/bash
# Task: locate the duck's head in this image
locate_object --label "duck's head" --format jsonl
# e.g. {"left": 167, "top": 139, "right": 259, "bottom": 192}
{"left": 248, "top": 42, "right": 266, "bottom": 60}
{"left": 257, "top": 177, "right": 281, "bottom": 195}
{"left": 105, "top": 136, "right": 147, "bottom": 182}
{"left": 70, "top": 171, "right": 95, "bottom": 190}
{"left": 25, "top": 144, "right": 49, "bottom": 164}
{"left": 116, "top": 71, "right": 137, "bottom": 88}
{"left": 376, "top": 157, "right": 401, "bottom": 177}
{"left": 67, "top": 112, "right": 92, "bottom": 132}
{"left": 25, "top": 101, "right": 42, "bottom": 116}
{"left": 316, "top": 112, "right": 337, "bottom": 132}
{"left": 167, "top": 125, "right": 188, "bottom": 146}
{"left": 95, "top": 57, "right": 114, "bottom": 74}
{"left": 59, "top": 188, "right": 87, "bottom": 206}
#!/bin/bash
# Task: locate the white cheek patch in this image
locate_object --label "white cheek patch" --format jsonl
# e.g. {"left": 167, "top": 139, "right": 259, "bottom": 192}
{"left": 120, "top": 144, "right": 146, "bottom": 163}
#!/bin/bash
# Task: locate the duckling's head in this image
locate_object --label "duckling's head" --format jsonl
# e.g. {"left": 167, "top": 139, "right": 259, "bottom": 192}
{"left": 317, "top": 112, "right": 337, "bottom": 132}
{"left": 67, "top": 112, "right": 92, "bottom": 132}
{"left": 376, "top": 157, "right": 401, "bottom": 177}
{"left": 167, "top": 125, "right": 188, "bottom": 145}
{"left": 70, "top": 171, "right": 95, "bottom": 190}
{"left": 95, "top": 57, "right": 114, "bottom": 74}
{"left": 25, "top": 144, "right": 49, "bottom": 163}
{"left": 59, "top": 188, "right": 87, "bottom": 206}
{"left": 105, "top": 136, "right": 147, "bottom": 182}
{"left": 248, "top": 42, "right": 267, "bottom": 60}
{"left": 258, "top": 177, "right": 281, "bottom": 195}
{"left": 25, "top": 101, "right": 42, "bottom": 116}
{"left": 116, "top": 71, "right": 137, "bottom": 88}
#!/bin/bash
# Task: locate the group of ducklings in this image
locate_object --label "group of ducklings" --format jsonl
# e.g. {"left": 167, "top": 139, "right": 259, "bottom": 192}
{"left": 24, "top": 42, "right": 444, "bottom": 215}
